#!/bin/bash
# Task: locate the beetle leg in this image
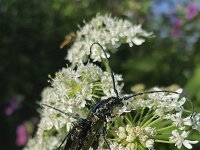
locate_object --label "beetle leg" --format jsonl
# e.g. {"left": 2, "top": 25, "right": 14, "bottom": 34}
{"left": 102, "top": 122, "right": 111, "bottom": 150}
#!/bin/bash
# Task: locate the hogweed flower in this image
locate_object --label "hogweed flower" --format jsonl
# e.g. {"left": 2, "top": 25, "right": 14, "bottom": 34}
{"left": 67, "top": 14, "right": 152, "bottom": 64}
{"left": 24, "top": 62, "right": 123, "bottom": 150}
{"left": 103, "top": 88, "right": 199, "bottom": 150}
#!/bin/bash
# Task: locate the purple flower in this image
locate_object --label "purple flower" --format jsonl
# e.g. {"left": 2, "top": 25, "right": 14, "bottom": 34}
{"left": 171, "top": 18, "right": 182, "bottom": 38}
{"left": 16, "top": 124, "right": 28, "bottom": 146}
{"left": 4, "top": 99, "right": 21, "bottom": 116}
{"left": 172, "top": 18, "right": 182, "bottom": 26}
{"left": 186, "top": 3, "right": 198, "bottom": 20}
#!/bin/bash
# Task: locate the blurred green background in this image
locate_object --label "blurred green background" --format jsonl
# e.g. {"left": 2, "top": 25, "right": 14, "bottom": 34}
{"left": 1, "top": 0, "right": 200, "bottom": 149}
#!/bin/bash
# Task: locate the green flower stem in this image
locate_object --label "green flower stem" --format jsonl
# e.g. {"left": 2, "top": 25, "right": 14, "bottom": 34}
{"left": 91, "top": 94, "right": 100, "bottom": 98}
{"left": 94, "top": 88, "right": 103, "bottom": 91}
{"left": 127, "top": 113, "right": 133, "bottom": 125}
{"left": 115, "top": 117, "right": 125, "bottom": 126}
{"left": 140, "top": 109, "right": 153, "bottom": 126}
{"left": 102, "top": 58, "right": 110, "bottom": 74}
{"left": 145, "top": 117, "right": 163, "bottom": 127}
{"left": 93, "top": 83, "right": 102, "bottom": 87}
{"left": 142, "top": 114, "right": 158, "bottom": 128}
{"left": 157, "top": 124, "right": 176, "bottom": 132}
{"left": 138, "top": 106, "right": 145, "bottom": 125}
{"left": 155, "top": 139, "right": 174, "bottom": 144}
{"left": 125, "top": 116, "right": 133, "bottom": 125}
{"left": 135, "top": 142, "right": 138, "bottom": 150}
{"left": 139, "top": 142, "right": 146, "bottom": 150}
{"left": 94, "top": 91, "right": 104, "bottom": 95}
{"left": 133, "top": 111, "right": 140, "bottom": 122}
{"left": 138, "top": 144, "right": 145, "bottom": 150}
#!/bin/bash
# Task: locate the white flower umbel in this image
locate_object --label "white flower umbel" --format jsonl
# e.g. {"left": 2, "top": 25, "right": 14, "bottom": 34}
{"left": 67, "top": 14, "right": 152, "bottom": 64}
{"left": 106, "top": 88, "right": 200, "bottom": 150}
{"left": 25, "top": 62, "right": 123, "bottom": 150}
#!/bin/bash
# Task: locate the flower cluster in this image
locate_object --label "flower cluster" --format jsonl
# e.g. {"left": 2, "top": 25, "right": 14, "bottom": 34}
{"left": 24, "top": 63, "right": 123, "bottom": 150}
{"left": 114, "top": 125, "right": 156, "bottom": 149}
{"left": 104, "top": 88, "right": 199, "bottom": 150}
{"left": 67, "top": 14, "right": 152, "bottom": 64}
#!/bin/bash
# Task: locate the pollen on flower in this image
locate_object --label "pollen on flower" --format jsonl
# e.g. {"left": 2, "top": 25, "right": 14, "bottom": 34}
{"left": 114, "top": 124, "right": 156, "bottom": 149}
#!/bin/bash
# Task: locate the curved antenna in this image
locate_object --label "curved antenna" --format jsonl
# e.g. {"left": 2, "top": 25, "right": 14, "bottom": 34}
{"left": 41, "top": 103, "right": 80, "bottom": 120}
{"left": 179, "top": 90, "right": 194, "bottom": 119}
{"left": 123, "top": 90, "right": 194, "bottom": 116}
{"left": 123, "top": 90, "right": 181, "bottom": 100}
{"left": 90, "top": 42, "right": 119, "bottom": 97}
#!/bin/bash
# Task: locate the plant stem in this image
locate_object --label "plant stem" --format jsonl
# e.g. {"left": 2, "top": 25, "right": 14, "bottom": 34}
{"left": 155, "top": 139, "right": 174, "bottom": 144}
{"left": 157, "top": 124, "right": 175, "bottom": 132}
{"left": 142, "top": 114, "right": 158, "bottom": 127}
{"left": 146, "top": 117, "right": 162, "bottom": 127}
{"left": 140, "top": 108, "right": 153, "bottom": 126}
{"left": 138, "top": 106, "right": 145, "bottom": 125}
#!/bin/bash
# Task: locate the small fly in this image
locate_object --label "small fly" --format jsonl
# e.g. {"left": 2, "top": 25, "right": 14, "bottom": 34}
{"left": 43, "top": 43, "right": 192, "bottom": 150}
{"left": 60, "top": 32, "right": 76, "bottom": 49}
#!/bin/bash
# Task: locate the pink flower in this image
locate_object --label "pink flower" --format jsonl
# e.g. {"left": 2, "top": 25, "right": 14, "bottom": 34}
{"left": 172, "top": 18, "right": 182, "bottom": 27}
{"left": 4, "top": 99, "right": 21, "bottom": 116}
{"left": 16, "top": 124, "right": 28, "bottom": 146}
{"left": 186, "top": 3, "right": 198, "bottom": 20}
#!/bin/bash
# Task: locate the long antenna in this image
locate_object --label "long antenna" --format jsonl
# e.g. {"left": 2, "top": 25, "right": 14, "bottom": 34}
{"left": 123, "top": 90, "right": 194, "bottom": 116}
{"left": 90, "top": 42, "right": 119, "bottom": 97}
{"left": 41, "top": 103, "right": 80, "bottom": 120}
{"left": 123, "top": 90, "right": 181, "bottom": 100}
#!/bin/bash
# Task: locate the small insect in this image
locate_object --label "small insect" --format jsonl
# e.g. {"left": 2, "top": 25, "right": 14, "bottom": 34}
{"left": 60, "top": 32, "right": 76, "bottom": 49}
{"left": 43, "top": 43, "right": 192, "bottom": 150}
